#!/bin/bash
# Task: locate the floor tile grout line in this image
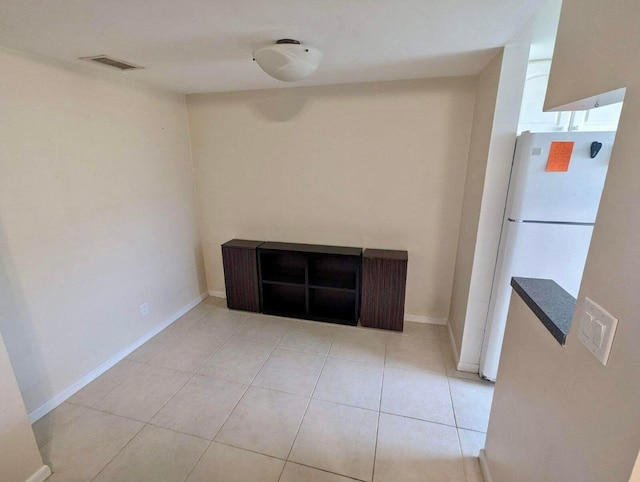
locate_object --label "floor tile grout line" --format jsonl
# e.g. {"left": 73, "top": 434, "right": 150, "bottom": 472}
{"left": 66, "top": 398, "right": 472, "bottom": 445}
{"left": 445, "top": 363, "right": 461, "bottom": 429}
{"left": 371, "top": 336, "right": 388, "bottom": 482}
{"left": 443, "top": 356, "right": 470, "bottom": 482}
{"left": 456, "top": 429, "right": 471, "bottom": 482}
{"left": 91, "top": 420, "right": 213, "bottom": 481}
{"left": 204, "top": 439, "right": 288, "bottom": 461}
{"left": 67, "top": 304, "right": 219, "bottom": 412}
{"left": 377, "top": 410, "right": 465, "bottom": 431}
{"left": 325, "top": 353, "right": 385, "bottom": 367}
{"left": 35, "top": 402, "right": 92, "bottom": 449}
{"left": 279, "top": 322, "right": 388, "bottom": 480}
{"left": 280, "top": 334, "right": 334, "bottom": 478}
{"left": 310, "top": 394, "right": 381, "bottom": 414}
{"left": 159, "top": 310, "right": 253, "bottom": 383}
{"left": 457, "top": 426, "right": 488, "bottom": 435}
{"left": 66, "top": 358, "right": 146, "bottom": 411}
{"left": 182, "top": 439, "right": 213, "bottom": 481}
{"left": 383, "top": 362, "right": 448, "bottom": 377}
{"left": 456, "top": 427, "right": 475, "bottom": 482}
{"left": 177, "top": 317, "right": 246, "bottom": 375}
{"left": 66, "top": 404, "right": 155, "bottom": 426}
{"left": 96, "top": 302, "right": 246, "bottom": 482}
{"left": 126, "top": 304, "right": 215, "bottom": 364}
{"left": 131, "top": 356, "right": 203, "bottom": 437}
{"left": 141, "top": 422, "right": 215, "bottom": 443}
{"left": 207, "top": 378, "right": 253, "bottom": 440}
{"left": 53, "top": 305, "right": 488, "bottom": 481}
{"left": 41, "top": 302, "right": 231, "bottom": 480}
{"left": 195, "top": 314, "right": 295, "bottom": 388}
{"left": 89, "top": 415, "right": 146, "bottom": 481}
{"left": 274, "top": 337, "right": 336, "bottom": 356}
{"left": 284, "top": 461, "right": 368, "bottom": 481}
{"left": 206, "top": 320, "right": 295, "bottom": 482}
{"left": 181, "top": 372, "right": 256, "bottom": 480}
{"left": 42, "top": 402, "right": 173, "bottom": 476}
{"left": 210, "top": 322, "right": 285, "bottom": 441}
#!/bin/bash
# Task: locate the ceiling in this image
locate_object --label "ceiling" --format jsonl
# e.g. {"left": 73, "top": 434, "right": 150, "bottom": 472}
{"left": 0, "top": 0, "right": 547, "bottom": 94}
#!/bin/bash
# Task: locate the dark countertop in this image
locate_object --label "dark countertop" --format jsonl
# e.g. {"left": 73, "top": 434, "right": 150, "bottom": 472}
{"left": 511, "top": 277, "right": 576, "bottom": 346}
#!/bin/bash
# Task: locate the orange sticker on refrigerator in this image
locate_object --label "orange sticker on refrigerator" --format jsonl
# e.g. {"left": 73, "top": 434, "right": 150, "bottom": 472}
{"left": 546, "top": 141, "right": 574, "bottom": 171}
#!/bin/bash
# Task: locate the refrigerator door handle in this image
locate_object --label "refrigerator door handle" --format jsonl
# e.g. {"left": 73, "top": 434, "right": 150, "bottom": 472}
{"left": 507, "top": 218, "right": 595, "bottom": 227}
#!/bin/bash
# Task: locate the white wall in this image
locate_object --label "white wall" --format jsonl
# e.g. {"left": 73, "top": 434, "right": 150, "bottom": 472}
{"left": 0, "top": 331, "right": 48, "bottom": 482}
{"left": 465, "top": 29, "right": 530, "bottom": 372}
{"left": 0, "top": 48, "right": 206, "bottom": 414}
{"left": 483, "top": 293, "right": 580, "bottom": 481}
{"left": 484, "top": 0, "right": 640, "bottom": 480}
{"left": 448, "top": 51, "right": 502, "bottom": 359}
{"left": 187, "top": 78, "right": 476, "bottom": 319}
{"left": 448, "top": 27, "right": 530, "bottom": 371}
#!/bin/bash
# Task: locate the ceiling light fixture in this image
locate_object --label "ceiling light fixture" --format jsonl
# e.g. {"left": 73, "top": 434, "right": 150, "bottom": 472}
{"left": 252, "top": 39, "right": 322, "bottom": 82}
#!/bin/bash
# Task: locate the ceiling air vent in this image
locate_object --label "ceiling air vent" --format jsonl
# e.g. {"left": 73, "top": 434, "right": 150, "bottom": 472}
{"left": 79, "top": 55, "right": 143, "bottom": 71}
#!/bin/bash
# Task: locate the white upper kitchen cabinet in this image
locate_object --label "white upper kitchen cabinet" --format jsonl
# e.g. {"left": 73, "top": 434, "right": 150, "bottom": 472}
{"left": 518, "top": 60, "right": 571, "bottom": 133}
{"left": 570, "top": 102, "right": 623, "bottom": 132}
{"left": 518, "top": 60, "right": 622, "bottom": 134}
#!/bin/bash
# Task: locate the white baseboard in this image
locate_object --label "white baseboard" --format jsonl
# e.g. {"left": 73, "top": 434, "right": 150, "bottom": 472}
{"left": 209, "top": 290, "right": 443, "bottom": 326}
{"left": 479, "top": 449, "right": 494, "bottom": 482}
{"left": 457, "top": 361, "right": 480, "bottom": 373}
{"left": 404, "top": 314, "right": 447, "bottom": 325}
{"left": 446, "top": 322, "right": 479, "bottom": 374}
{"left": 447, "top": 322, "right": 461, "bottom": 364}
{"left": 25, "top": 465, "right": 51, "bottom": 482}
{"left": 27, "top": 292, "right": 208, "bottom": 423}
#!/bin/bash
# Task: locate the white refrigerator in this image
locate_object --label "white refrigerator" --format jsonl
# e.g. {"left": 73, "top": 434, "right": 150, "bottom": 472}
{"left": 479, "top": 131, "right": 615, "bottom": 381}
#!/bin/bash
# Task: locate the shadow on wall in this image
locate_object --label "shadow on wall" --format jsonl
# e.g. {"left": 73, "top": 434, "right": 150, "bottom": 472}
{"left": 426, "top": 88, "right": 476, "bottom": 317}
{"left": 194, "top": 244, "right": 208, "bottom": 295}
{"left": 244, "top": 49, "right": 498, "bottom": 123}
{"left": 0, "top": 220, "right": 49, "bottom": 424}
{"left": 250, "top": 93, "right": 311, "bottom": 122}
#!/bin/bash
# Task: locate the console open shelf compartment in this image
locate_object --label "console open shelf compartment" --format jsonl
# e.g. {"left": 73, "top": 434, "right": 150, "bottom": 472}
{"left": 260, "top": 250, "right": 306, "bottom": 285}
{"left": 308, "top": 254, "right": 358, "bottom": 291}
{"left": 309, "top": 287, "right": 357, "bottom": 323}
{"left": 262, "top": 283, "right": 307, "bottom": 317}
{"left": 257, "top": 242, "right": 362, "bottom": 325}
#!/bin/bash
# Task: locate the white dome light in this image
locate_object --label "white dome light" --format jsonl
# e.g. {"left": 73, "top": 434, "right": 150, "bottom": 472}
{"left": 253, "top": 39, "right": 323, "bottom": 82}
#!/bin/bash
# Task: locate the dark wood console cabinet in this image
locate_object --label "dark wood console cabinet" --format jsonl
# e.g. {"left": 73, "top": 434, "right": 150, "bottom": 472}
{"left": 221, "top": 240, "right": 408, "bottom": 330}
{"left": 361, "top": 249, "right": 408, "bottom": 331}
{"left": 221, "top": 239, "right": 263, "bottom": 312}
{"left": 258, "top": 242, "right": 362, "bottom": 325}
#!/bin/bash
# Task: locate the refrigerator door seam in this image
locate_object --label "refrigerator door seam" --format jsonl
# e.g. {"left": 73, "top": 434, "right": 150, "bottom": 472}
{"left": 507, "top": 218, "right": 595, "bottom": 226}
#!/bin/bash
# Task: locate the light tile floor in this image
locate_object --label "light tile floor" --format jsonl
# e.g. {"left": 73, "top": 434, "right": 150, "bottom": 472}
{"left": 32, "top": 297, "right": 494, "bottom": 482}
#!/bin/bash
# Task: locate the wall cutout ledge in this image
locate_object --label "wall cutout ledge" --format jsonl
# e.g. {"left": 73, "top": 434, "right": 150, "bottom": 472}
{"left": 510, "top": 277, "right": 576, "bottom": 345}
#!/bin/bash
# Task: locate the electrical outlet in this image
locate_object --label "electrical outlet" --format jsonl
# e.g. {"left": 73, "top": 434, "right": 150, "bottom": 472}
{"left": 140, "top": 302, "right": 149, "bottom": 317}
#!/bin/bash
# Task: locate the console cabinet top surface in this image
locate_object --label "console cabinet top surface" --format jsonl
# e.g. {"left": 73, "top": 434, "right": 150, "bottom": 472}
{"left": 222, "top": 239, "right": 264, "bottom": 250}
{"left": 259, "top": 241, "right": 362, "bottom": 257}
{"left": 363, "top": 248, "right": 408, "bottom": 260}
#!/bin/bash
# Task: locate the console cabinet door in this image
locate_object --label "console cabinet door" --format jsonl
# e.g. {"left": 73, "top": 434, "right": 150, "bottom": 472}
{"left": 221, "top": 240, "right": 262, "bottom": 312}
{"left": 361, "top": 249, "right": 408, "bottom": 331}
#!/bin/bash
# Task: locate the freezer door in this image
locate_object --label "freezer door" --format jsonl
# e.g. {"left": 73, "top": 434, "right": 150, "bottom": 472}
{"left": 479, "top": 221, "right": 592, "bottom": 380}
{"left": 508, "top": 131, "right": 615, "bottom": 223}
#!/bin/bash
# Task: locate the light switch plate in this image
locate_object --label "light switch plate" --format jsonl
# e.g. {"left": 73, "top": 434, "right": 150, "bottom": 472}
{"left": 578, "top": 297, "right": 618, "bottom": 366}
